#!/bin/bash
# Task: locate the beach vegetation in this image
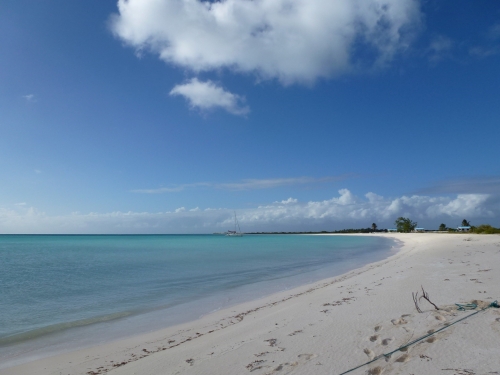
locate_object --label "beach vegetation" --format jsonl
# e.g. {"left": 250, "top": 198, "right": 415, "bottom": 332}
{"left": 472, "top": 224, "right": 500, "bottom": 234}
{"left": 394, "top": 217, "right": 417, "bottom": 233}
{"left": 327, "top": 228, "right": 379, "bottom": 234}
{"left": 462, "top": 219, "right": 471, "bottom": 227}
{"left": 247, "top": 226, "right": 396, "bottom": 234}
{"left": 438, "top": 223, "right": 446, "bottom": 231}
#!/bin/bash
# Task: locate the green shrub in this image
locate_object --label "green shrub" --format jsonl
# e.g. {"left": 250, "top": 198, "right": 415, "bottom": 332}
{"left": 473, "top": 224, "right": 500, "bottom": 234}
{"left": 394, "top": 217, "right": 417, "bottom": 233}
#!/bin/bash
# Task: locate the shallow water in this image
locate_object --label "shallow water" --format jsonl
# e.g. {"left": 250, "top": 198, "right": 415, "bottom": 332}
{"left": 0, "top": 234, "right": 396, "bottom": 368}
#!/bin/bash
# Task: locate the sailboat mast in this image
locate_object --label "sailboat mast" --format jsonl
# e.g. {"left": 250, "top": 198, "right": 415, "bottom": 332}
{"left": 234, "top": 211, "right": 241, "bottom": 233}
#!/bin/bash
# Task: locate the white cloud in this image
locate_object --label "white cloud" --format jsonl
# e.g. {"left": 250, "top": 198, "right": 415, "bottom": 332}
{"left": 111, "top": 0, "right": 422, "bottom": 85}
{"left": 469, "top": 45, "right": 499, "bottom": 59}
{"left": 418, "top": 176, "right": 500, "bottom": 195}
{"left": 488, "top": 23, "right": 500, "bottom": 40}
{"left": 23, "top": 94, "right": 36, "bottom": 102}
{"left": 216, "top": 176, "right": 337, "bottom": 190}
{"left": 1, "top": 189, "right": 498, "bottom": 234}
{"left": 131, "top": 187, "right": 184, "bottom": 193}
{"left": 15, "top": 202, "right": 27, "bottom": 206}
{"left": 466, "top": 23, "right": 500, "bottom": 58}
{"left": 276, "top": 198, "right": 298, "bottom": 205}
{"left": 34, "top": 169, "right": 42, "bottom": 174}
{"left": 237, "top": 190, "right": 496, "bottom": 229}
{"left": 131, "top": 175, "right": 343, "bottom": 193}
{"left": 131, "top": 182, "right": 210, "bottom": 193}
{"left": 170, "top": 78, "right": 249, "bottom": 115}
{"left": 427, "top": 35, "right": 453, "bottom": 63}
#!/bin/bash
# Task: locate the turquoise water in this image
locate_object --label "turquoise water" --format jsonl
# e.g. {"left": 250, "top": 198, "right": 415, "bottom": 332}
{"left": 0, "top": 234, "right": 396, "bottom": 367}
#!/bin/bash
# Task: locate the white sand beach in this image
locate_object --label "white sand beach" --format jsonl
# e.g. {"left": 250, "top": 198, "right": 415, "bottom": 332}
{"left": 3, "top": 233, "right": 500, "bottom": 375}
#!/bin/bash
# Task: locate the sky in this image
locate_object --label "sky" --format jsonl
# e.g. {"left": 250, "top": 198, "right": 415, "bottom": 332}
{"left": 1, "top": 0, "right": 499, "bottom": 234}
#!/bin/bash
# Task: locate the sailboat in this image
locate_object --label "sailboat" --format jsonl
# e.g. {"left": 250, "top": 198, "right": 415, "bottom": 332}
{"left": 226, "top": 211, "right": 243, "bottom": 237}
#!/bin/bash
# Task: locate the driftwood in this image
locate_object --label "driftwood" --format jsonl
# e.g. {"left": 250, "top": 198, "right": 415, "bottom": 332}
{"left": 419, "top": 285, "right": 439, "bottom": 310}
{"left": 412, "top": 291, "right": 422, "bottom": 313}
{"left": 412, "top": 286, "right": 439, "bottom": 313}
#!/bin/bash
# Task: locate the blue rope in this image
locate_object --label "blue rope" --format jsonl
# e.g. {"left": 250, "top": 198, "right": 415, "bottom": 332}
{"left": 456, "top": 303, "right": 477, "bottom": 311}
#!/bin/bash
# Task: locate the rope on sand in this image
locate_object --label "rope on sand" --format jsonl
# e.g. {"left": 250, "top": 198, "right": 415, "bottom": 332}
{"left": 338, "top": 300, "right": 500, "bottom": 375}
{"left": 455, "top": 302, "right": 478, "bottom": 311}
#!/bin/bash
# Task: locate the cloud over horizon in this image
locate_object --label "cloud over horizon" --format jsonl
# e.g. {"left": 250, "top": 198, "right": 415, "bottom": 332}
{"left": 2, "top": 189, "right": 498, "bottom": 234}
{"left": 111, "top": 0, "right": 422, "bottom": 85}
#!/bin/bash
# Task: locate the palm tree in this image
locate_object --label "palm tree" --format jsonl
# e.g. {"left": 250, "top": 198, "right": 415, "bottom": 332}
{"left": 371, "top": 223, "right": 377, "bottom": 231}
{"left": 461, "top": 219, "right": 470, "bottom": 227}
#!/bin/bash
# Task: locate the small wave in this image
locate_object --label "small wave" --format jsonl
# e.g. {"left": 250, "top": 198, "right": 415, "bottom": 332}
{"left": 0, "top": 311, "right": 132, "bottom": 347}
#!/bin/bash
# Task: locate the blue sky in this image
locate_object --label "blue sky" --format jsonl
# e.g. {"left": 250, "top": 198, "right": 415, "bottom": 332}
{"left": 1, "top": 0, "right": 499, "bottom": 233}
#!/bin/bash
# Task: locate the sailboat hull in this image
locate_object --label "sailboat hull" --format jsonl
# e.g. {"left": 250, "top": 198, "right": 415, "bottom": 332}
{"left": 226, "top": 212, "right": 243, "bottom": 236}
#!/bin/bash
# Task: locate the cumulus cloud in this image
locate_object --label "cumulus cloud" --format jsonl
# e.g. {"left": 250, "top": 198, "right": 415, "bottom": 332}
{"left": 111, "top": 0, "right": 422, "bottom": 84}
{"left": 276, "top": 198, "right": 298, "bottom": 205}
{"left": 2, "top": 189, "right": 499, "bottom": 234}
{"left": 170, "top": 78, "right": 249, "bottom": 115}
{"left": 239, "top": 190, "right": 496, "bottom": 230}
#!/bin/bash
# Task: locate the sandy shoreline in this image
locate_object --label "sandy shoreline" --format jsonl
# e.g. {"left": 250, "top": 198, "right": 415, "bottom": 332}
{"left": 3, "top": 233, "right": 500, "bottom": 375}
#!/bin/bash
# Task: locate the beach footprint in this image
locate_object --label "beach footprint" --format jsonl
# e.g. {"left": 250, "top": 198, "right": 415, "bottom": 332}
{"left": 246, "top": 360, "right": 266, "bottom": 372}
{"left": 395, "top": 353, "right": 410, "bottom": 363}
{"left": 381, "top": 338, "right": 393, "bottom": 346}
{"left": 297, "top": 353, "right": 317, "bottom": 360}
{"left": 390, "top": 317, "right": 408, "bottom": 325}
{"left": 434, "top": 314, "right": 446, "bottom": 322}
{"left": 367, "top": 366, "right": 383, "bottom": 375}
{"left": 364, "top": 348, "right": 375, "bottom": 360}
{"left": 265, "top": 339, "right": 278, "bottom": 347}
{"left": 265, "top": 354, "right": 317, "bottom": 374}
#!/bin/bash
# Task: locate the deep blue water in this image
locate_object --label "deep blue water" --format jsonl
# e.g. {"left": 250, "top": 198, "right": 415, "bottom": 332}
{"left": 0, "top": 234, "right": 396, "bottom": 367}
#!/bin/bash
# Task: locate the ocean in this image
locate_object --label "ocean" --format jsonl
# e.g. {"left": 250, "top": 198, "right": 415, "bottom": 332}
{"left": 0, "top": 234, "right": 396, "bottom": 368}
